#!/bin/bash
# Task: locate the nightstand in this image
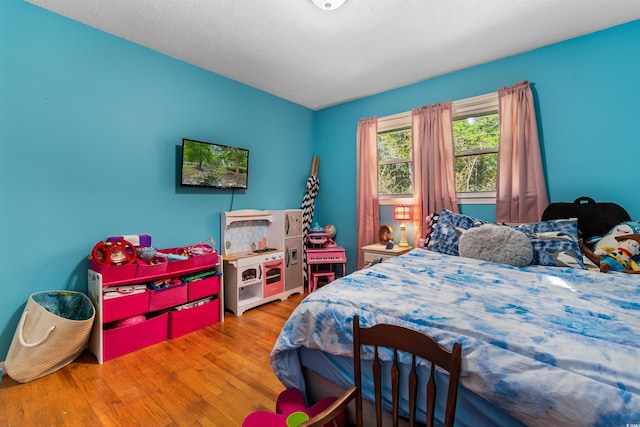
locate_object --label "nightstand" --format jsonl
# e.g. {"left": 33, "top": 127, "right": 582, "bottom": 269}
{"left": 361, "top": 243, "right": 412, "bottom": 267}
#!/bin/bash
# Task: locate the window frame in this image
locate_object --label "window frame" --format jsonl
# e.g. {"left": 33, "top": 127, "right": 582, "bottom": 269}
{"left": 451, "top": 92, "right": 499, "bottom": 205}
{"left": 377, "top": 112, "right": 413, "bottom": 206}
{"left": 376, "top": 92, "right": 499, "bottom": 206}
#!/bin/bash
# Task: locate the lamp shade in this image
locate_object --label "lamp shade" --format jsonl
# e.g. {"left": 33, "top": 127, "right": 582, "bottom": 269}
{"left": 394, "top": 206, "right": 411, "bottom": 221}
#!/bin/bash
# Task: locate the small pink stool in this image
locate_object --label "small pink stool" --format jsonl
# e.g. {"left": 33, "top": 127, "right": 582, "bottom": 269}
{"left": 310, "top": 271, "right": 335, "bottom": 292}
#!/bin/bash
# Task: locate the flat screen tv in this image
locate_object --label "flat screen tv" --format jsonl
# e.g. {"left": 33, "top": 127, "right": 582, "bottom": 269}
{"left": 180, "top": 138, "right": 249, "bottom": 189}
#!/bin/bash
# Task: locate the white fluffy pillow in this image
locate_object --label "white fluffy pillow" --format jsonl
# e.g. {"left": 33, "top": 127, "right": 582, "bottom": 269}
{"left": 459, "top": 224, "right": 533, "bottom": 267}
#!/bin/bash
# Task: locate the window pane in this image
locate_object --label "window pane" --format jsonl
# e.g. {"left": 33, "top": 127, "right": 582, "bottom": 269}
{"left": 378, "top": 129, "right": 411, "bottom": 161}
{"left": 453, "top": 113, "right": 499, "bottom": 193}
{"left": 453, "top": 114, "right": 499, "bottom": 152}
{"left": 378, "top": 128, "right": 412, "bottom": 196}
{"left": 455, "top": 152, "right": 497, "bottom": 192}
{"left": 379, "top": 162, "right": 413, "bottom": 196}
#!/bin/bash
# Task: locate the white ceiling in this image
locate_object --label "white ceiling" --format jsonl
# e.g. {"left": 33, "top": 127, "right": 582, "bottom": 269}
{"left": 25, "top": 0, "right": 640, "bottom": 110}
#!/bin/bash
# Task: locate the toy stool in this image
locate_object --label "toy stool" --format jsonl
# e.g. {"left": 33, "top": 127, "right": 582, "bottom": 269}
{"left": 310, "top": 271, "right": 335, "bottom": 292}
{"left": 242, "top": 388, "right": 346, "bottom": 427}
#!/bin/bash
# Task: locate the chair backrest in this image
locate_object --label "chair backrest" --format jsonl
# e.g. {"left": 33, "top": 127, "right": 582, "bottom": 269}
{"left": 300, "top": 315, "right": 462, "bottom": 427}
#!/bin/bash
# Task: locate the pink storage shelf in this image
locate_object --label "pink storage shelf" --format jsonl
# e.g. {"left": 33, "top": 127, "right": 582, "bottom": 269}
{"left": 103, "top": 312, "right": 168, "bottom": 362}
{"left": 148, "top": 284, "right": 187, "bottom": 311}
{"left": 88, "top": 243, "right": 220, "bottom": 364}
{"left": 187, "top": 275, "right": 221, "bottom": 302}
{"left": 168, "top": 298, "right": 220, "bottom": 339}
{"left": 103, "top": 291, "right": 149, "bottom": 323}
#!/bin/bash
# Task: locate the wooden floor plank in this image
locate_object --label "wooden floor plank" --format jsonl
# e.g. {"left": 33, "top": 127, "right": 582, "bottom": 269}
{"left": 0, "top": 293, "right": 305, "bottom": 426}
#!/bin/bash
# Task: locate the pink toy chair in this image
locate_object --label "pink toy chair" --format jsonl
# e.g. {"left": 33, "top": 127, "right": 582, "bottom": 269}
{"left": 242, "top": 388, "right": 346, "bottom": 427}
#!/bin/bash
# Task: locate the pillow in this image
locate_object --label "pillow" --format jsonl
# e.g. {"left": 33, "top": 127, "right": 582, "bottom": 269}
{"left": 427, "top": 209, "right": 489, "bottom": 256}
{"left": 423, "top": 211, "right": 440, "bottom": 247}
{"left": 512, "top": 219, "right": 585, "bottom": 269}
{"left": 459, "top": 224, "right": 533, "bottom": 267}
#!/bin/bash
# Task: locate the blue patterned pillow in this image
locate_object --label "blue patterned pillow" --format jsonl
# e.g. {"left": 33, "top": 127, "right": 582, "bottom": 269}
{"left": 512, "top": 219, "right": 585, "bottom": 269}
{"left": 428, "top": 209, "right": 489, "bottom": 256}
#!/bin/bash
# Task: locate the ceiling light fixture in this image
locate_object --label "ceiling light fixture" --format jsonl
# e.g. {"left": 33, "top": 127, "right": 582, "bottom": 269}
{"left": 309, "top": 0, "right": 347, "bottom": 11}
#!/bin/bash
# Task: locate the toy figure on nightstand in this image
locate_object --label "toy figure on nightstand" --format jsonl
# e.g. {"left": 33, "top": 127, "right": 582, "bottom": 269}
{"left": 378, "top": 225, "right": 394, "bottom": 248}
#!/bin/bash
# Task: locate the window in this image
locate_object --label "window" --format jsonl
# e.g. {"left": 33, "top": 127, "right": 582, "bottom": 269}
{"left": 376, "top": 92, "right": 499, "bottom": 205}
{"left": 377, "top": 112, "right": 412, "bottom": 204}
{"left": 377, "top": 127, "right": 412, "bottom": 198}
{"left": 452, "top": 93, "right": 499, "bottom": 204}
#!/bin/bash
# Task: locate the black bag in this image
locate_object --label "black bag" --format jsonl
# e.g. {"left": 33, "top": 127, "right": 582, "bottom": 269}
{"left": 541, "top": 196, "right": 631, "bottom": 242}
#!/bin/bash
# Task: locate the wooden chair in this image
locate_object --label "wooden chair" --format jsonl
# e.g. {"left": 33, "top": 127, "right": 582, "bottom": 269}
{"left": 300, "top": 315, "right": 462, "bottom": 427}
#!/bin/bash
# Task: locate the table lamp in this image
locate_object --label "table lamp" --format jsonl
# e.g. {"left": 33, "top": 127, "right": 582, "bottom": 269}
{"left": 394, "top": 205, "right": 411, "bottom": 247}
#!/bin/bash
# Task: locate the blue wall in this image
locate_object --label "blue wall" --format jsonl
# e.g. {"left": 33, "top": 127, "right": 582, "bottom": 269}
{"left": 313, "top": 20, "right": 640, "bottom": 274}
{"left": 0, "top": 0, "right": 313, "bottom": 359}
{"left": 1, "top": 0, "right": 638, "bottom": 360}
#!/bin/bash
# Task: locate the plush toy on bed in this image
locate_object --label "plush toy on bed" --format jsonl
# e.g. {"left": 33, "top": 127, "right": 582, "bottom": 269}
{"left": 591, "top": 220, "right": 640, "bottom": 255}
{"left": 458, "top": 224, "right": 534, "bottom": 267}
{"left": 589, "top": 234, "right": 640, "bottom": 273}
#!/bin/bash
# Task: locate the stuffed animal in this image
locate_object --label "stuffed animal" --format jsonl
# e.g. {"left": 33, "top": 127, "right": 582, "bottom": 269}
{"left": 597, "top": 235, "right": 640, "bottom": 273}
{"left": 591, "top": 221, "right": 640, "bottom": 255}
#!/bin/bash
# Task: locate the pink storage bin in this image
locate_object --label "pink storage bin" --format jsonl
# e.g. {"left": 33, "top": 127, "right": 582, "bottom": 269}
{"left": 159, "top": 245, "right": 218, "bottom": 272}
{"left": 91, "top": 261, "right": 137, "bottom": 283}
{"left": 163, "top": 247, "right": 196, "bottom": 272}
{"left": 103, "top": 290, "right": 149, "bottom": 323}
{"left": 103, "top": 312, "right": 168, "bottom": 362}
{"left": 188, "top": 244, "right": 218, "bottom": 267}
{"left": 148, "top": 284, "right": 187, "bottom": 311}
{"left": 135, "top": 258, "right": 168, "bottom": 278}
{"left": 168, "top": 298, "right": 220, "bottom": 339}
{"left": 187, "top": 275, "right": 221, "bottom": 301}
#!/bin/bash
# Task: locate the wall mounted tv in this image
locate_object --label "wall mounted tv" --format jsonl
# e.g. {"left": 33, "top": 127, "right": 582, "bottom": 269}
{"left": 180, "top": 138, "right": 249, "bottom": 189}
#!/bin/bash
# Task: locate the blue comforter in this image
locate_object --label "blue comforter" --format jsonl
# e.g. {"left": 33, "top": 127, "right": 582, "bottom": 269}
{"left": 271, "top": 249, "right": 640, "bottom": 426}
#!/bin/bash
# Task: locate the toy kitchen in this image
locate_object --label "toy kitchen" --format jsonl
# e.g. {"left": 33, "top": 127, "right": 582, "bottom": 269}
{"left": 221, "top": 209, "right": 304, "bottom": 316}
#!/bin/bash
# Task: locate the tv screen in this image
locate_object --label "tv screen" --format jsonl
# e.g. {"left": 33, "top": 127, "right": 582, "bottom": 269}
{"left": 180, "top": 138, "right": 249, "bottom": 189}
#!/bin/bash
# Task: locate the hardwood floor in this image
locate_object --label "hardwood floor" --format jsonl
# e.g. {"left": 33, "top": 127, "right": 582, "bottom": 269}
{"left": 0, "top": 293, "right": 306, "bottom": 427}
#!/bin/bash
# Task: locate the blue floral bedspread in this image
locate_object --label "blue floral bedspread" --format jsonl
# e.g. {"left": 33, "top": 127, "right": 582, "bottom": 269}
{"left": 271, "top": 249, "right": 640, "bottom": 427}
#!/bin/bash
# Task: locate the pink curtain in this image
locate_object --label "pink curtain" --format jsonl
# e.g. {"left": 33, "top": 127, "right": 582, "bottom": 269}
{"left": 356, "top": 117, "right": 380, "bottom": 269}
{"left": 411, "top": 102, "right": 459, "bottom": 243}
{"left": 496, "top": 81, "right": 549, "bottom": 223}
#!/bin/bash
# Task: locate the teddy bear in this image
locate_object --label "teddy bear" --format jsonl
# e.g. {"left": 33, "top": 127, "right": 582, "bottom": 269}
{"left": 582, "top": 234, "right": 640, "bottom": 273}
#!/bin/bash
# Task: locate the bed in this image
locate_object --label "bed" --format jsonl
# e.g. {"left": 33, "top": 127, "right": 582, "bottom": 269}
{"left": 270, "top": 216, "right": 640, "bottom": 426}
